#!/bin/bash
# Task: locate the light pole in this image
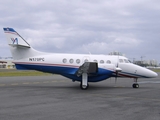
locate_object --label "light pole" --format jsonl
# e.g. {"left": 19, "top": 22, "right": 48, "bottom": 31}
{"left": 141, "top": 56, "right": 145, "bottom": 66}
{"left": 133, "top": 58, "right": 135, "bottom": 63}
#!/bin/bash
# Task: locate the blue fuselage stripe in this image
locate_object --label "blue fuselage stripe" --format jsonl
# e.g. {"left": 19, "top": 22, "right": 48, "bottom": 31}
{"left": 15, "top": 63, "right": 113, "bottom": 82}
{"left": 15, "top": 62, "right": 149, "bottom": 82}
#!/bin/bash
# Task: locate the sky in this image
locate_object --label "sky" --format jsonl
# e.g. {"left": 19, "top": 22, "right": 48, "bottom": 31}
{"left": 0, "top": 0, "right": 160, "bottom": 63}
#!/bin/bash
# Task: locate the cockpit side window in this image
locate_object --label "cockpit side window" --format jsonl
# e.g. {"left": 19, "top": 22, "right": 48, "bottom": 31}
{"left": 128, "top": 60, "right": 131, "bottom": 63}
{"left": 124, "top": 59, "right": 129, "bottom": 63}
{"left": 119, "top": 59, "right": 123, "bottom": 63}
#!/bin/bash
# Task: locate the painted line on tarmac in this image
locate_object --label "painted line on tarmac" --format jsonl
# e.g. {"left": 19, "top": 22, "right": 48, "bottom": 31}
{"left": 90, "top": 93, "right": 160, "bottom": 102}
{"left": 22, "top": 82, "right": 30, "bottom": 85}
{"left": 0, "top": 80, "right": 67, "bottom": 87}
{"left": 114, "top": 86, "right": 126, "bottom": 88}
{"left": 138, "top": 81, "right": 160, "bottom": 84}
{"left": 43, "top": 81, "right": 50, "bottom": 83}
{"left": 11, "top": 83, "right": 19, "bottom": 86}
{"left": 33, "top": 82, "right": 40, "bottom": 84}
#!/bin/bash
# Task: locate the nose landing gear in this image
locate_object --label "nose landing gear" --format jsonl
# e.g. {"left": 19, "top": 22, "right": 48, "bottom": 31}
{"left": 132, "top": 78, "right": 139, "bottom": 88}
{"left": 132, "top": 83, "right": 139, "bottom": 88}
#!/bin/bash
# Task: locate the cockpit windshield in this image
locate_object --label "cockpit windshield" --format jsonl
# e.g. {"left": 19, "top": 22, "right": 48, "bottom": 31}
{"left": 119, "top": 59, "right": 131, "bottom": 63}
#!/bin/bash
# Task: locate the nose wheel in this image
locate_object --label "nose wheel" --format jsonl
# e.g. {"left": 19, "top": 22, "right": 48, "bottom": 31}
{"left": 132, "top": 78, "right": 139, "bottom": 88}
{"left": 132, "top": 83, "right": 139, "bottom": 88}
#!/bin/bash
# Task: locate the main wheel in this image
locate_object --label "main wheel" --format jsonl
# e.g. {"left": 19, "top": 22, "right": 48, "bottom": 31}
{"left": 80, "top": 83, "right": 89, "bottom": 90}
{"left": 132, "top": 83, "right": 139, "bottom": 88}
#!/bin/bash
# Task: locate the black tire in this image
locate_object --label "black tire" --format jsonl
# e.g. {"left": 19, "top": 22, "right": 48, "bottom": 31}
{"left": 132, "top": 83, "right": 139, "bottom": 88}
{"left": 80, "top": 82, "right": 89, "bottom": 90}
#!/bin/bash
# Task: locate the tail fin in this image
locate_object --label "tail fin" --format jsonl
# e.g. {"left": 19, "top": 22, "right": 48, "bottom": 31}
{"left": 3, "top": 28, "right": 44, "bottom": 60}
{"left": 3, "top": 28, "right": 30, "bottom": 48}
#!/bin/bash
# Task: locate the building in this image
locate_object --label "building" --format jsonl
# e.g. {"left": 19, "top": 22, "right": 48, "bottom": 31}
{"left": 108, "top": 51, "right": 125, "bottom": 56}
{"left": 0, "top": 58, "right": 15, "bottom": 69}
{"left": 134, "top": 59, "right": 158, "bottom": 67}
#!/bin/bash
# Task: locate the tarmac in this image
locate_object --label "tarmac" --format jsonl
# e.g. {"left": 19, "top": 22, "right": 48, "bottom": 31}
{"left": 0, "top": 74, "right": 160, "bottom": 120}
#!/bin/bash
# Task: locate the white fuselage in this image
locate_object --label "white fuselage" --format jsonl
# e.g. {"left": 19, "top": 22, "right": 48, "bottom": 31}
{"left": 3, "top": 27, "right": 158, "bottom": 89}
{"left": 13, "top": 53, "right": 158, "bottom": 81}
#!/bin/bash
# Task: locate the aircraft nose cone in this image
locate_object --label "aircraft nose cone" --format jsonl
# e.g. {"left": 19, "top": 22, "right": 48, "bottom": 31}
{"left": 147, "top": 70, "right": 158, "bottom": 78}
{"left": 152, "top": 72, "right": 158, "bottom": 77}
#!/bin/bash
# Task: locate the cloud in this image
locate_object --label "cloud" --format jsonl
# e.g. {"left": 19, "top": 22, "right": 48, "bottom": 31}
{"left": 0, "top": 0, "right": 160, "bottom": 62}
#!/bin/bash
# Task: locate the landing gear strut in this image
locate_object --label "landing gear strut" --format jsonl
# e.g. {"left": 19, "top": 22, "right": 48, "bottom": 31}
{"left": 80, "top": 73, "right": 89, "bottom": 90}
{"left": 132, "top": 78, "right": 139, "bottom": 88}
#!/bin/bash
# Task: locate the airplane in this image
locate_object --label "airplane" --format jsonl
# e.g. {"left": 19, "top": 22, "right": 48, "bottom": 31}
{"left": 3, "top": 27, "right": 158, "bottom": 90}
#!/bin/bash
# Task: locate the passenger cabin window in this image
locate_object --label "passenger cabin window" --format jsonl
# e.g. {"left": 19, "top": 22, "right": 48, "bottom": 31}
{"left": 119, "top": 59, "right": 123, "bottom": 63}
{"left": 93, "top": 60, "right": 98, "bottom": 63}
{"left": 107, "top": 60, "right": 111, "bottom": 64}
{"left": 69, "top": 59, "right": 74, "bottom": 64}
{"left": 76, "top": 59, "right": 80, "bottom": 64}
{"left": 63, "top": 58, "right": 67, "bottom": 63}
{"left": 100, "top": 60, "right": 104, "bottom": 64}
{"left": 84, "top": 59, "right": 89, "bottom": 62}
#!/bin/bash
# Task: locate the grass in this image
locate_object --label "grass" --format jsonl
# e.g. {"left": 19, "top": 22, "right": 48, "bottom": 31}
{"left": 0, "top": 69, "right": 52, "bottom": 77}
{"left": 150, "top": 69, "right": 160, "bottom": 72}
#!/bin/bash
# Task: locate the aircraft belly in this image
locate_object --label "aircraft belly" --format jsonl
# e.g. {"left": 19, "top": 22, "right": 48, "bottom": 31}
{"left": 63, "top": 68, "right": 112, "bottom": 82}
{"left": 15, "top": 63, "right": 113, "bottom": 82}
{"left": 15, "top": 63, "right": 77, "bottom": 74}
{"left": 62, "top": 74, "right": 111, "bottom": 82}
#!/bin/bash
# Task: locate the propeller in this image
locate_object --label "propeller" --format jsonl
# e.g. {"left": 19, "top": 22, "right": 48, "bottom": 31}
{"left": 115, "top": 56, "right": 122, "bottom": 84}
{"left": 115, "top": 63, "right": 118, "bottom": 84}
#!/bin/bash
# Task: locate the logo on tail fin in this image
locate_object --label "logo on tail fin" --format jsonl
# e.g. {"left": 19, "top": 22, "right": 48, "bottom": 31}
{"left": 11, "top": 38, "right": 18, "bottom": 44}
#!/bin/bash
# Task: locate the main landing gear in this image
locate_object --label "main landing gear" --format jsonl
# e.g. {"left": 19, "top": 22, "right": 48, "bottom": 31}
{"left": 80, "top": 73, "right": 89, "bottom": 90}
{"left": 80, "top": 82, "right": 89, "bottom": 90}
{"left": 132, "top": 78, "right": 139, "bottom": 88}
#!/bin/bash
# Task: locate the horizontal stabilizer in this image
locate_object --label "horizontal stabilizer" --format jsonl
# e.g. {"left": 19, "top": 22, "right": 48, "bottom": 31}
{"left": 9, "top": 44, "right": 30, "bottom": 48}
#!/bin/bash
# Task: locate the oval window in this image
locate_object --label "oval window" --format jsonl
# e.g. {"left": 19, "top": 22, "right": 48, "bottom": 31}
{"left": 84, "top": 59, "right": 88, "bottom": 62}
{"left": 100, "top": 60, "right": 104, "bottom": 64}
{"left": 107, "top": 60, "right": 111, "bottom": 64}
{"left": 93, "top": 60, "right": 98, "bottom": 63}
{"left": 69, "top": 59, "right": 74, "bottom": 63}
{"left": 63, "top": 58, "right": 67, "bottom": 63}
{"left": 76, "top": 59, "right": 80, "bottom": 64}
